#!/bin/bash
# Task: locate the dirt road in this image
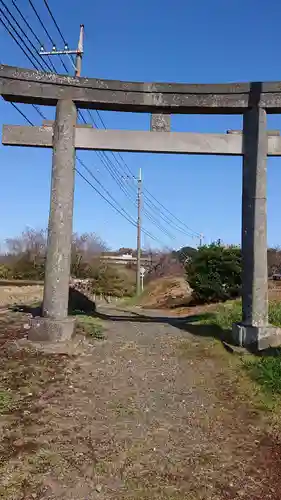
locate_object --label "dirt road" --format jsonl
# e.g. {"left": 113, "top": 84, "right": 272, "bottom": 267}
{"left": 0, "top": 305, "right": 280, "bottom": 499}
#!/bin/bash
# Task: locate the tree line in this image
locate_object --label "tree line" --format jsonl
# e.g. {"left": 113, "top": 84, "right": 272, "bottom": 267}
{"left": 1, "top": 229, "right": 280, "bottom": 303}
{"left": 0, "top": 228, "right": 134, "bottom": 297}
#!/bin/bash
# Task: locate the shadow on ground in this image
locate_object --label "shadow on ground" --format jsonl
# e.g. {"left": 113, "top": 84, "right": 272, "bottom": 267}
{"left": 12, "top": 288, "right": 281, "bottom": 356}
{"left": 11, "top": 287, "right": 96, "bottom": 317}
{"left": 11, "top": 288, "right": 232, "bottom": 342}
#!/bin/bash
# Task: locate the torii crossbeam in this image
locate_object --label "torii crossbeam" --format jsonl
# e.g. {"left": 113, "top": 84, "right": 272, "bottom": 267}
{"left": 4, "top": 124, "right": 281, "bottom": 155}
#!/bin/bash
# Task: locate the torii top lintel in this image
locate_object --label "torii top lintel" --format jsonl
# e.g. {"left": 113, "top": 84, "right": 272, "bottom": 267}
{"left": 1, "top": 64, "right": 281, "bottom": 114}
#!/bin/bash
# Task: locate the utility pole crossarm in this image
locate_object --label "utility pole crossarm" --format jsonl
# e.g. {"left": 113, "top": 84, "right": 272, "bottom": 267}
{"left": 39, "top": 49, "right": 80, "bottom": 55}
{"left": 39, "top": 24, "right": 84, "bottom": 77}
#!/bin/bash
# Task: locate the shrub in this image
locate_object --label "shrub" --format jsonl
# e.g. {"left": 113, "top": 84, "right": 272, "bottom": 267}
{"left": 186, "top": 241, "right": 241, "bottom": 303}
{"left": 89, "top": 263, "right": 127, "bottom": 297}
{"left": 0, "top": 264, "right": 11, "bottom": 279}
{"left": 11, "top": 252, "right": 45, "bottom": 280}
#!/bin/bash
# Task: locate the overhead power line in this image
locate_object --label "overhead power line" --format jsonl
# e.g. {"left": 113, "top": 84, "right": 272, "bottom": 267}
{"left": 2, "top": 1, "right": 201, "bottom": 246}
{"left": 0, "top": 0, "right": 54, "bottom": 73}
{"left": 36, "top": 3, "right": 201, "bottom": 244}
{"left": 0, "top": 34, "right": 145, "bottom": 242}
{"left": 42, "top": 0, "right": 76, "bottom": 68}
{"left": 10, "top": 102, "right": 34, "bottom": 125}
{"left": 28, "top": 0, "right": 55, "bottom": 46}
{"left": 11, "top": 0, "right": 57, "bottom": 72}
{"left": 43, "top": 0, "right": 68, "bottom": 47}
{"left": 7, "top": 100, "right": 161, "bottom": 244}
{"left": 80, "top": 106, "right": 180, "bottom": 242}
{"left": 76, "top": 169, "right": 161, "bottom": 244}
{"left": 28, "top": 0, "right": 69, "bottom": 73}
{"left": 82, "top": 110, "right": 193, "bottom": 241}
{"left": 144, "top": 188, "right": 201, "bottom": 238}
{"left": 32, "top": 8, "right": 163, "bottom": 243}
{"left": 77, "top": 156, "right": 137, "bottom": 227}
{"left": 86, "top": 100, "right": 201, "bottom": 239}
{"left": 85, "top": 108, "right": 201, "bottom": 240}
{"left": 0, "top": 20, "right": 163, "bottom": 246}
{"left": 11, "top": 0, "right": 41, "bottom": 46}
{"left": 0, "top": 7, "right": 46, "bottom": 71}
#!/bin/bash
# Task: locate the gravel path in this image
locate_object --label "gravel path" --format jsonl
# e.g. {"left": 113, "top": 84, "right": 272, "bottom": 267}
{"left": 1, "top": 305, "right": 280, "bottom": 499}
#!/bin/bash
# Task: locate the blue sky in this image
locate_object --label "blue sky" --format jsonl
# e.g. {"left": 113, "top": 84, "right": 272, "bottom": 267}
{"left": 1, "top": 0, "right": 281, "bottom": 251}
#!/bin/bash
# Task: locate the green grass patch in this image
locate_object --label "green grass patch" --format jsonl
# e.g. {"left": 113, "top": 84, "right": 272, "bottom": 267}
{"left": 197, "top": 299, "right": 281, "bottom": 330}
{"left": 269, "top": 301, "right": 281, "bottom": 326}
{"left": 197, "top": 300, "right": 242, "bottom": 329}
{"left": 194, "top": 299, "right": 281, "bottom": 400}
{"left": 243, "top": 355, "right": 281, "bottom": 398}
{"left": 76, "top": 315, "right": 105, "bottom": 340}
{"left": 120, "top": 294, "right": 141, "bottom": 306}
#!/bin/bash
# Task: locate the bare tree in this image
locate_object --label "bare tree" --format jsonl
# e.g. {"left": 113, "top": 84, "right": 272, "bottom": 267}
{"left": 268, "top": 247, "right": 281, "bottom": 276}
{"left": 145, "top": 250, "right": 184, "bottom": 282}
{"left": 71, "top": 232, "right": 108, "bottom": 278}
{"left": 72, "top": 232, "right": 108, "bottom": 260}
{"left": 6, "top": 227, "right": 47, "bottom": 258}
{"left": 5, "top": 237, "right": 24, "bottom": 255}
{"left": 2, "top": 228, "right": 109, "bottom": 280}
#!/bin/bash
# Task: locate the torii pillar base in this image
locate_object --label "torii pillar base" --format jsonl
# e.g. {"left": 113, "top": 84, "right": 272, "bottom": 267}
{"left": 232, "top": 323, "right": 281, "bottom": 350}
{"left": 28, "top": 316, "right": 76, "bottom": 342}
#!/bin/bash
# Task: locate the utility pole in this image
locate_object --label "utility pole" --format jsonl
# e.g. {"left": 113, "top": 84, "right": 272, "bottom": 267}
{"left": 39, "top": 24, "right": 84, "bottom": 77}
{"left": 199, "top": 233, "right": 204, "bottom": 246}
{"left": 75, "top": 24, "right": 84, "bottom": 77}
{"left": 136, "top": 167, "right": 142, "bottom": 296}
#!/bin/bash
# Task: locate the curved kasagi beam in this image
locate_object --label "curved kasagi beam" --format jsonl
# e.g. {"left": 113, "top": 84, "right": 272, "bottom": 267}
{"left": 1, "top": 65, "right": 281, "bottom": 113}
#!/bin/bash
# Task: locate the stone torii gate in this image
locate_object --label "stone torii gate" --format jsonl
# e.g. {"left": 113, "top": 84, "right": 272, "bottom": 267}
{"left": 2, "top": 65, "right": 281, "bottom": 349}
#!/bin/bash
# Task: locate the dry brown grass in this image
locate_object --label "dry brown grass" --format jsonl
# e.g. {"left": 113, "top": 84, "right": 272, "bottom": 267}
{"left": 0, "top": 285, "right": 43, "bottom": 309}
{"left": 139, "top": 276, "right": 192, "bottom": 309}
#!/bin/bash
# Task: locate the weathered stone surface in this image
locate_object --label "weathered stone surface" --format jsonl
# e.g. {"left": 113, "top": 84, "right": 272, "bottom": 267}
{"left": 43, "top": 100, "right": 77, "bottom": 321}
{"left": 3, "top": 63, "right": 281, "bottom": 93}
{"left": 2, "top": 64, "right": 281, "bottom": 112}
{"left": 0, "top": 80, "right": 251, "bottom": 113}
{"left": 6, "top": 125, "right": 281, "bottom": 156}
{"left": 3, "top": 125, "right": 53, "bottom": 147}
{"left": 28, "top": 317, "right": 76, "bottom": 342}
{"left": 2, "top": 126, "right": 243, "bottom": 154}
{"left": 150, "top": 114, "right": 170, "bottom": 131}
{"left": 232, "top": 323, "right": 281, "bottom": 350}
{"left": 241, "top": 107, "right": 268, "bottom": 327}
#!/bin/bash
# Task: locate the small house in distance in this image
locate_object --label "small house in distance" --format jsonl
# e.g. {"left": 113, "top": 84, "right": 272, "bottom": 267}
{"left": 100, "top": 251, "right": 153, "bottom": 266}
